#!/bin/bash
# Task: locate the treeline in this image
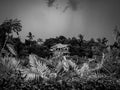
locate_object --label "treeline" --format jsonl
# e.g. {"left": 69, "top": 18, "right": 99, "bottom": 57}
{"left": 0, "top": 19, "right": 120, "bottom": 59}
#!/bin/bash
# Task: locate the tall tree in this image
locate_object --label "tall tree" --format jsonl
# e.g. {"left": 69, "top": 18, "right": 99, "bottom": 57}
{"left": 113, "top": 26, "right": 120, "bottom": 46}
{"left": 0, "top": 19, "right": 22, "bottom": 52}
{"left": 27, "top": 32, "right": 34, "bottom": 41}
{"left": 78, "top": 34, "right": 84, "bottom": 43}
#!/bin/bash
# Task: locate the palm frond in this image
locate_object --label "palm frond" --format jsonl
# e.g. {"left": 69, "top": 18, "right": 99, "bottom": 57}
{"left": 20, "top": 54, "right": 51, "bottom": 81}
{"left": 0, "top": 57, "right": 21, "bottom": 77}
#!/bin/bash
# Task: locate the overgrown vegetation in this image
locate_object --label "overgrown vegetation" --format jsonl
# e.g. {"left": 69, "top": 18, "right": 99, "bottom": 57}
{"left": 1, "top": 19, "right": 120, "bottom": 90}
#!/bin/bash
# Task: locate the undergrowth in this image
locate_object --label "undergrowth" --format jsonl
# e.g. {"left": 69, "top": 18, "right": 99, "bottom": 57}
{"left": 1, "top": 54, "right": 120, "bottom": 90}
{"left": 0, "top": 70, "right": 120, "bottom": 90}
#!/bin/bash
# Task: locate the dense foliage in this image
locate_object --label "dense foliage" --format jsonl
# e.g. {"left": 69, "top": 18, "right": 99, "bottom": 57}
{"left": 1, "top": 19, "right": 120, "bottom": 90}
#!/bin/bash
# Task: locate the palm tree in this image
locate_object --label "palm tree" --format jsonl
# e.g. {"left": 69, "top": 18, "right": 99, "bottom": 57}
{"left": 113, "top": 26, "right": 120, "bottom": 46}
{"left": 78, "top": 34, "right": 84, "bottom": 42}
{"left": 26, "top": 32, "right": 35, "bottom": 49}
{"left": 0, "top": 19, "right": 22, "bottom": 52}
{"left": 27, "top": 32, "right": 34, "bottom": 41}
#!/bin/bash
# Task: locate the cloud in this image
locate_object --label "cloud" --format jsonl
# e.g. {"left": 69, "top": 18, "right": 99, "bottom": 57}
{"left": 63, "top": 0, "right": 81, "bottom": 12}
{"left": 47, "top": 0, "right": 56, "bottom": 7}
{"left": 46, "top": 0, "right": 81, "bottom": 12}
{"left": 68, "top": 0, "right": 79, "bottom": 10}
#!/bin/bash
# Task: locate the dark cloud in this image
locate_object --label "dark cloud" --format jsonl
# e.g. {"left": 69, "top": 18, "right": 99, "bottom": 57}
{"left": 68, "top": 0, "right": 78, "bottom": 10}
{"left": 0, "top": 0, "right": 120, "bottom": 44}
{"left": 63, "top": 0, "right": 81, "bottom": 12}
{"left": 45, "top": 0, "right": 80, "bottom": 12}
{"left": 68, "top": 0, "right": 80, "bottom": 10}
{"left": 47, "top": 0, "right": 56, "bottom": 7}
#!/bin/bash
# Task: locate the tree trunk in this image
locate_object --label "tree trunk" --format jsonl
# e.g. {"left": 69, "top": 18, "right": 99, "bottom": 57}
{"left": 0, "top": 34, "right": 9, "bottom": 53}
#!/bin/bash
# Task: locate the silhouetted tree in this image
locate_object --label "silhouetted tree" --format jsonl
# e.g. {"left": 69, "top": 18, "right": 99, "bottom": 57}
{"left": 27, "top": 32, "right": 34, "bottom": 41}
{"left": 113, "top": 26, "right": 120, "bottom": 47}
{"left": 0, "top": 19, "right": 22, "bottom": 52}
{"left": 56, "top": 35, "right": 68, "bottom": 44}
{"left": 78, "top": 34, "right": 84, "bottom": 42}
{"left": 44, "top": 38, "right": 57, "bottom": 49}
{"left": 101, "top": 37, "right": 108, "bottom": 45}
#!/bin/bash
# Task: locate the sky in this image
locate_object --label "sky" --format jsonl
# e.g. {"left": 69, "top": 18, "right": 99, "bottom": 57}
{"left": 0, "top": 0, "right": 120, "bottom": 44}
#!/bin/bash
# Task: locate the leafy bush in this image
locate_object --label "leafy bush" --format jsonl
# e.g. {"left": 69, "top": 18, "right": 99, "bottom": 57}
{"left": 1, "top": 51, "right": 120, "bottom": 90}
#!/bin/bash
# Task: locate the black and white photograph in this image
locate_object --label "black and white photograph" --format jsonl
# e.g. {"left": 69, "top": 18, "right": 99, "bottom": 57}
{"left": 0, "top": 0, "right": 120, "bottom": 90}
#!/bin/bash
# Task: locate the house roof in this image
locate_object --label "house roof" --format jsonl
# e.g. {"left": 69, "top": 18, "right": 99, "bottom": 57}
{"left": 51, "top": 43, "right": 68, "bottom": 49}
